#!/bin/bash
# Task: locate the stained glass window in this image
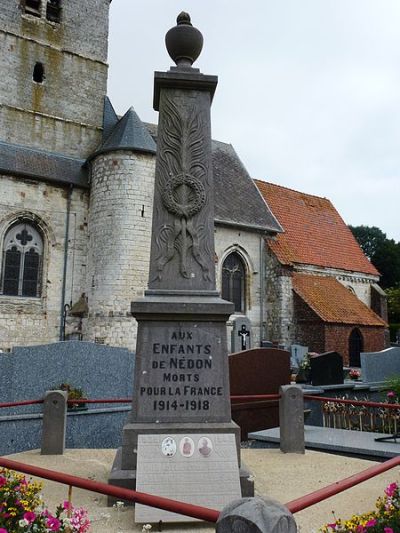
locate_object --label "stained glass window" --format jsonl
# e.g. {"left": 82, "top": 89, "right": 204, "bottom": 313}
{"left": 222, "top": 252, "right": 246, "bottom": 313}
{"left": 1, "top": 222, "right": 43, "bottom": 297}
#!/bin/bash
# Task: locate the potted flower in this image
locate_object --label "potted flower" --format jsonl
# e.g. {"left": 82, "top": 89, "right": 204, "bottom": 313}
{"left": 349, "top": 369, "right": 361, "bottom": 381}
{"left": 296, "top": 353, "right": 311, "bottom": 383}
{"left": 55, "top": 383, "right": 88, "bottom": 411}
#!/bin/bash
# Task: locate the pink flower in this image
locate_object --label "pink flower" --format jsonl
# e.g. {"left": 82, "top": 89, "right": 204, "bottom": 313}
{"left": 365, "top": 519, "right": 377, "bottom": 527}
{"left": 0, "top": 476, "right": 6, "bottom": 486}
{"left": 387, "top": 391, "right": 396, "bottom": 398}
{"left": 46, "top": 516, "right": 61, "bottom": 531}
{"left": 23, "top": 511, "right": 36, "bottom": 524}
{"left": 384, "top": 528, "right": 394, "bottom": 533}
{"left": 327, "top": 524, "right": 337, "bottom": 530}
{"left": 63, "top": 500, "right": 73, "bottom": 511}
{"left": 385, "top": 482, "right": 398, "bottom": 497}
{"left": 0, "top": 528, "right": 8, "bottom": 533}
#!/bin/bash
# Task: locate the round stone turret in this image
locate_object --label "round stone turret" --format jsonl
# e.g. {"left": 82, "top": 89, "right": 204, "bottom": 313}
{"left": 165, "top": 12, "right": 204, "bottom": 68}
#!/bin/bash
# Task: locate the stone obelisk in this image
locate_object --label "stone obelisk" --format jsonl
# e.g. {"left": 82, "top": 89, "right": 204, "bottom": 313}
{"left": 110, "top": 13, "right": 252, "bottom": 521}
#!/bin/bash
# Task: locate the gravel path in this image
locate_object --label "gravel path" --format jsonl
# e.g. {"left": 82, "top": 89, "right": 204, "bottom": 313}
{"left": 6, "top": 448, "right": 398, "bottom": 532}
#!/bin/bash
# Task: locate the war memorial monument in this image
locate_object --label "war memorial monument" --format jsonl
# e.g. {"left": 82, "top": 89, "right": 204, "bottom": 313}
{"left": 109, "top": 12, "right": 253, "bottom": 523}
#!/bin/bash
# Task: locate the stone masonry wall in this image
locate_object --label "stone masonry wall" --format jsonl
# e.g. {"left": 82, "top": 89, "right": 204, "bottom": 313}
{"left": 325, "top": 325, "right": 386, "bottom": 366}
{"left": 0, "top": 174, "right": 88, "bottom": 351}
{"left": 83, "top": 151, "right": 156, "bottom": 350}
{"left": 215, "top": 228, "right": 265, "bottom": 348}
{"left": 265, "top": 247, "right": 293, "bottom": 348}
{"left": 0, "top": 0, "right": 109, "bottom": 157}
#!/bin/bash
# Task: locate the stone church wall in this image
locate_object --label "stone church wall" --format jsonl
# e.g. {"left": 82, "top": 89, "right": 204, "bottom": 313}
{"left": 0, "top": 174, "right": 88, "bottom": 351}
{"left": 265, "top": 248, "right": 293, "bottom": 348}
{"left": 215, "top": 228, "right": 266, "bottom": 348}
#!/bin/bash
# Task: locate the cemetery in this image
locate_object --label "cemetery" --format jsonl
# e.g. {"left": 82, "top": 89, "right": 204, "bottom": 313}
{"left": 1, "top": 5, "right": 399, "bottom": 533}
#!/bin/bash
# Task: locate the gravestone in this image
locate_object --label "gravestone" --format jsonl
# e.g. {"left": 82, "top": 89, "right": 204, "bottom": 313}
{"left": 0, "top": 341, "right": 134, "bottom": 406}
{"left": 229, "top": 348, "right": 290, "bottom": 439}
{"left": 109, "top": 13, "right": 245, "bottom": 521}
{"left": 290, "top": 344, "right": 308, "bottom": 370}
{"left": 361, "top": 347, "right": 400, "bottom": 382}
{"left": 231, "top": 315, "right": 252, "bottom": 352}
{"left": 310, "top": 351, "right": 343, "bottom": 386}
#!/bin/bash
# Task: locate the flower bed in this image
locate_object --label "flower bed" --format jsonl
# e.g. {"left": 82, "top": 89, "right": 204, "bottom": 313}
{"left": 0, "top": 468, "right": 90, "bottom": 532}
{"left": 321, "top": 481, "right": 400, "bottom": 532}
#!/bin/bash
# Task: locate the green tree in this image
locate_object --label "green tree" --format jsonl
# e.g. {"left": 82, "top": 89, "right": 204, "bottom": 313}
{"left": 349, "top": 225, "right": 400, "bottom": 289}
{"left": 348, "top": 225, "right": 387, "bottom": 259}
{"left": 386, "top": 286, "right": 400, "bottom": 323}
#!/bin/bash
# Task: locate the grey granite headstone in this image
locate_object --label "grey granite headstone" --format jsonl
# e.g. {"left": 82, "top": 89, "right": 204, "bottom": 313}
{"left": 109, "top": 12, "right": 249, "bottom": 512}
{"left": 135, "top": 433, "right": 241, "bottom": 523}
{"left": 0, "top": 341, "right": 134, "bottom": 409}
{"left": 361, "top": 347, "right": 400, "bottom": 382}
{"left": 290, "top": 344, "right": 308, "bottom": 369}
{"left": 231, "top": 316, "right": 252, "bottom": 352}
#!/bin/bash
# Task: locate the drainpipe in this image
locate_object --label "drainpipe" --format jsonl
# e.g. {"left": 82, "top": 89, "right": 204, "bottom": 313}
{"left": 259, "top": 233, "right": 265, "bottom": 346}
{"left": 59, "top": 184, "right": 73, "bottom": 341}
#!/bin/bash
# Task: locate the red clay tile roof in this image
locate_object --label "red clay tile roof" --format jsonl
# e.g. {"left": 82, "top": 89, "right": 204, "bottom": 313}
{"left": 255, "top": 180, "right": 379, "bottom": 276}
{"left": 292, "top": 273, "right": 386, "bottom": 326}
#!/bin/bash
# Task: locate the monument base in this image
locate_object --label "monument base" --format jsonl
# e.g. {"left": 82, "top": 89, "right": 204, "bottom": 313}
{"left": 108, "top": 421, "right": 254, "bottom": 507}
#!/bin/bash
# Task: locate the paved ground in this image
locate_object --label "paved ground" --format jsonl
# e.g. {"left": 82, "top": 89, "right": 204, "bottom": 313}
{"left": 6, "top": 448, "right": 399, "bottom": 532}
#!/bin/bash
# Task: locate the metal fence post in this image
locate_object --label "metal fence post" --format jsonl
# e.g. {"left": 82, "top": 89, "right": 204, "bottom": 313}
{"left": 216, "top": 496, "right": 297, "bottom": 532}
{"left": 279, "top": 385, "right": 305, "bottom": 454}
{"left": 41, "top": 390, "right": 67, "bottom": 455}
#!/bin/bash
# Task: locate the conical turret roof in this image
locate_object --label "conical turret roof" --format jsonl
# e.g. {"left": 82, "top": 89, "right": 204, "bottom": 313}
{"left": 89, "top": 107, "right": 156, "bottom": 161}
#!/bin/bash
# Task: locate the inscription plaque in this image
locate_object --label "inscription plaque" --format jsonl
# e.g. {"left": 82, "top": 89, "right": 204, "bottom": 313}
{"left": 135, "top": 433, "right": 241, "bottom": 523}
{"left": 132, "top": 322, "right": 231, "bottom": 423}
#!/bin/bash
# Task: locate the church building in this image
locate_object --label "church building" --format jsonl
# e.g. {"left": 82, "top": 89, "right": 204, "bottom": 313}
{"left": 0, "top": 1, "right": 387, "bottom": 365}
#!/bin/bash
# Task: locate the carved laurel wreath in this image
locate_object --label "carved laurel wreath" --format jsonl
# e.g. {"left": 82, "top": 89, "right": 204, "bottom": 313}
{"left": 153, "top": 95, "right": 211, "bottom": 281}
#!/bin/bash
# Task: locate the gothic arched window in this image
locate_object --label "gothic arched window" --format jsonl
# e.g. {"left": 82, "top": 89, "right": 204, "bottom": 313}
{"left": 349, "top": 328, "right": 363, "bottom": 367}
{"left": 222, "top": 252, "right": 246, "bottom": 313}
{"left": 1, "top": 222, "right": 43, "bottom": 297}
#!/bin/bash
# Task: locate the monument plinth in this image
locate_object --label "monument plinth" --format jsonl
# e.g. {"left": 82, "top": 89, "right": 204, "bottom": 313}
{"left": 109, "top": 13, "right": 253, "bottom": 521}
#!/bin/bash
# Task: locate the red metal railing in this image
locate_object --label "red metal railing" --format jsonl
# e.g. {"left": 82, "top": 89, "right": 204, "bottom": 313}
{"left": 285, "top": 455, "right": 400, "bottom": 513}
{"left": 3, "top": 454, "right": 400, "bottom": 521}
{"left": 0, "top": 394, "right": 281, "bottom": 409}
{"left": 0, "top": 399, "right": 44, "bottom": 408}
{"left": 0, "top": 457, "right": 220, "bottom": 523}
{"left": 304, "top": 395, "right": 400, "bottom": 410}
{"left": 230, "top": 394, "right": 280, "bottom": 402}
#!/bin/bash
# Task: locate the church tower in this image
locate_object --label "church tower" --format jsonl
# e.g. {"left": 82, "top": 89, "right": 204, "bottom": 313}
{"left": 0, "top": 0, "right": 110, "bottom": 158}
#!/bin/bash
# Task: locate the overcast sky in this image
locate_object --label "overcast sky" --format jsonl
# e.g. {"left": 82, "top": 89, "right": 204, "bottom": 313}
{"left": 107, "top": 0, "right": 400, "bottom": 241}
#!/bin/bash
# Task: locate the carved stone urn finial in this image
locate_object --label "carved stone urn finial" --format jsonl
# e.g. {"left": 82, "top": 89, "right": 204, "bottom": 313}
{"left": 165, "top": 12, "right": 204, "bottom": 68}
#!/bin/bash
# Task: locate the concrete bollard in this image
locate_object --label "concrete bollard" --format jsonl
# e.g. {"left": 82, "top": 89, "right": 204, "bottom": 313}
{"left": 216, "top": 496, "right": 297, "bottom": 532}
{"left": 279, "top": 385, "right": 305, "bottom": 454}
{"left": 41, "top": 390, "right": 68, "bottom": 455}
